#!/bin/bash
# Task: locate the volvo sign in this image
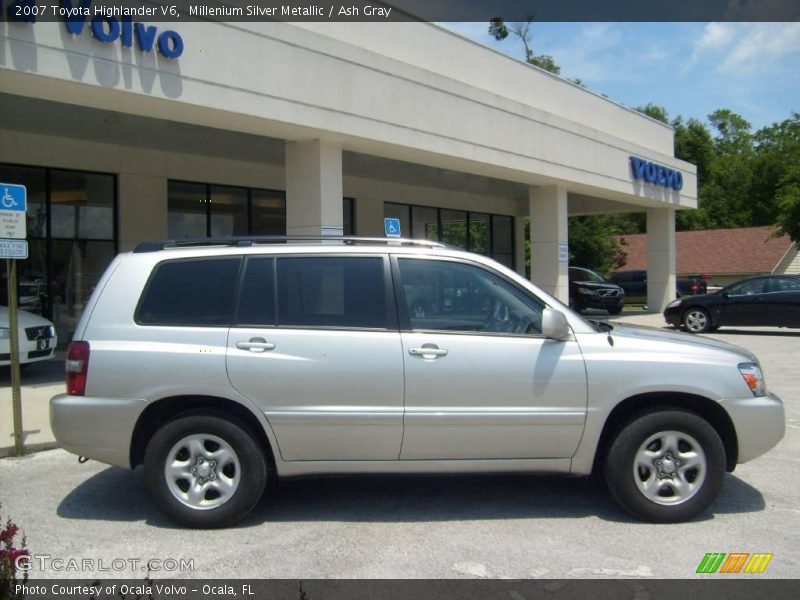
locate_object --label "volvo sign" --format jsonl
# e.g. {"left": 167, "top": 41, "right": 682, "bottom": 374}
{"left": 629, "top": 156, "right": 683, "bottom": 191}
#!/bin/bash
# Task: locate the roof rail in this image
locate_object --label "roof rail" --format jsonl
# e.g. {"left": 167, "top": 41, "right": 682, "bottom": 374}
{"left": 133, "top": 235, "right": 448, "bottom": 253}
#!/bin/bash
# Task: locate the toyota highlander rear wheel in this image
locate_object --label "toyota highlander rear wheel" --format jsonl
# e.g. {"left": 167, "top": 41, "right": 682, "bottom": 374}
{"left": 604, "top": 409, "right": 725, "bottom": 522}
{"left": 144, "top": 413, "right": 267, "bottom": 528}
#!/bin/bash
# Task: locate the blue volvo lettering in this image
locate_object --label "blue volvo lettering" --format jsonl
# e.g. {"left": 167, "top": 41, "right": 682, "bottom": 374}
{"left": 3, "top": 0, "right": 183, "bottom": 59}
{"left": 629, "top": 156, "right": 683, "bottom": 191}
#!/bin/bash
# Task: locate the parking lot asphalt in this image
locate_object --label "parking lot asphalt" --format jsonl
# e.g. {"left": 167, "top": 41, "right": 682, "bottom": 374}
{"left": 1, "top": 315, "right": 798, "bottom": 579}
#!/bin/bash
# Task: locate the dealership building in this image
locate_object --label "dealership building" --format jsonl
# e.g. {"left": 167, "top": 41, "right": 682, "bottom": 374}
{"left": 0, "top": 17, "right": 696, "bottom": 344}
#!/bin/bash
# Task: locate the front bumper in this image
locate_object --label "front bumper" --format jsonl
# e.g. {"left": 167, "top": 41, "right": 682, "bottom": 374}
{"left": 663, "top": 307, "right": 682, "bottom": 328}
{"left": 721, "top": 392, "right": 785, "bottom": 464}
{"left": 50, "top": 393, "right": 147, "bottom": 469}
{"left": 578, "top": 295, "right": 625, "bottom": 310}
{"left": 0, "top": 337, "right": 57, "bottom": 366}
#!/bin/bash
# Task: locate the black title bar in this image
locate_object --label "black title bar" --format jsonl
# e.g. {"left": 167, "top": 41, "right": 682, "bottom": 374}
{"left": 2, "top": 0, "right": 799, "bottom": 23}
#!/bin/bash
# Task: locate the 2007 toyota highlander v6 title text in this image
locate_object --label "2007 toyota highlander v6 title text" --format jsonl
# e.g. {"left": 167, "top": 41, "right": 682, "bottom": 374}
{"left": 51, "top": 237, "right": 784, "bottom": 528}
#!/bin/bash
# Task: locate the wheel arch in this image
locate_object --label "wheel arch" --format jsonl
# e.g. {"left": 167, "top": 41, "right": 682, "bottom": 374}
{"left": 592, "top": 392, "right": 738, "bottom": 474}
{"left": 130, "top": 395, "right": 277, "bottom": 473}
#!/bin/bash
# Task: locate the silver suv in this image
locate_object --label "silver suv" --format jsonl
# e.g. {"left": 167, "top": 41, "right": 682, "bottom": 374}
{"left": 51, "top": 237, "right": 785, "bottom": 528}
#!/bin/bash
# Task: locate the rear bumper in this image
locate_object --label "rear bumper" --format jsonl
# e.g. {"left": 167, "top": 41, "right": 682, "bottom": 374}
{"left": 50, "top": 393, "right": 146, "bottom": 469}
{"left": 721, "top": 392, "right": 785, "bottom": 464}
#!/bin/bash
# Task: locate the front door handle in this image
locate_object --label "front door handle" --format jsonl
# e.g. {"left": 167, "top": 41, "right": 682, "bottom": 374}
{"left": 408, "top": 344, "right": 448, "bottom": 359}
{"left": 236, "top": 338, "right": 275, "bottom": 353}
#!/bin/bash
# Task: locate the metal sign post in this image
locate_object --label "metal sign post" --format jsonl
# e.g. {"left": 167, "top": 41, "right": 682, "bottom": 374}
{"left": 1, "top": 183, "right": 28, "bottom": 457}
{"left": 8, "top": 258, "right": 23, "bottom": 455}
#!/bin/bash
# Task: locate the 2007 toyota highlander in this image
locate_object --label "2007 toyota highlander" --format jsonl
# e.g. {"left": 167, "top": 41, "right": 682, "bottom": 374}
{"left": 51, "top": 237, "right": 784, "bottom": 528}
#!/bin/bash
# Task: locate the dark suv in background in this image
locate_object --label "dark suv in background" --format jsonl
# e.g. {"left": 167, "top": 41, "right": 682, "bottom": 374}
{"left": 568, "top": 267, "right": 625, "bottom": 315}
{"left": 610, "top": 269, "right": 707, "bottom": 305}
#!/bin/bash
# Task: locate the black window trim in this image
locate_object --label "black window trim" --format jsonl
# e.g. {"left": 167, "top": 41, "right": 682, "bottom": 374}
{"left": 390, "top": 254, "right": 547, "bottom": 339}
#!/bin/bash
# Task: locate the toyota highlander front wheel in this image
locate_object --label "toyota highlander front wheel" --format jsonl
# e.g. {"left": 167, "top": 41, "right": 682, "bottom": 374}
{"left": 604, "top": 409, "right": 725, "bottom": 522}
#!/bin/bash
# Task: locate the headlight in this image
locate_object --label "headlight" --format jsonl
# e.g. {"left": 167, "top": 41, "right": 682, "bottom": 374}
{"left": 666, "top": 299, "right": 682, "bottom": 309}
{"left": 0, "top": 328, "right": 8, "bottom": 339}
{"left": 47, "top": 325, "right": 55, "bottom": 338}
{"left": 738, "top": 362, "right": 766, "bottom": 397}
{"left": 578, "top": 287, "right": 596, "bottom": 295}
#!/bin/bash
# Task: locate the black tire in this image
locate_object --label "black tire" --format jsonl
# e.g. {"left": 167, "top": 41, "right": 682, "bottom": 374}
{"left": 604, "top": 409, "right": 725, "bottom": 523}
{"left": 608, "top": 306, "right": 623, "bottom": 316}
{"left": 682, "top": 307, "right": 712, "bottom": 334}
{"left": 144, "top": 413, "right": 267, "bottom": 528}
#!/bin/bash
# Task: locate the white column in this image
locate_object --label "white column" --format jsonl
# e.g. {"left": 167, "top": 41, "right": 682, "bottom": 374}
{"left": 646, "top": 208, "right": 677, "bottom": 312}
{"left": 286, "top": 139, "right": 343, "bottom": 236}
{"left": 529, "top": 185, "right": 569, "bottom": 302}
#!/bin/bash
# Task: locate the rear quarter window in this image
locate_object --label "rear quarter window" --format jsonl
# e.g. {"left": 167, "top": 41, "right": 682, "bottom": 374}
{"left": 136, "top": 258, "right": 242, "bottom": 326}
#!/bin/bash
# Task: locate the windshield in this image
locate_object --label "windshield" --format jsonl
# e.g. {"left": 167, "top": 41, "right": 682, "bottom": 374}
{"left": 541, "top": 284, "right": 613, "bottom": 333}
{"left": 569, "top": 267, "right": 606, "bottom": 283}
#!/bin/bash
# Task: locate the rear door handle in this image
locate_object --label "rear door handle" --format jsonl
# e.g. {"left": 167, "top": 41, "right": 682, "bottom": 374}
{"left": 236, "top": 338, "right": 275, "bottom": 353}
{"left": 408, "top": 345, "right": 448, "bottom": 359}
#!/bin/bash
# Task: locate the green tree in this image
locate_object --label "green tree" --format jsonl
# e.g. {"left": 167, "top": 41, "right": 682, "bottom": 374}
{"left": 752, "top": 113, "right": 800, "bottom": 231}
{"left": 635, "top": 103, "right": 670, "bottom": 125}
{"left": 567, "top": 215, "right": 629, "bottom": 275}
{"left": 774, "top": 166, "right": 800, "bottom": 242}
{"left": 488, "top": 18, "right": 561, "bottom": 75}
{"left": 672, "top": 116, "right": 715, "bottom": 230}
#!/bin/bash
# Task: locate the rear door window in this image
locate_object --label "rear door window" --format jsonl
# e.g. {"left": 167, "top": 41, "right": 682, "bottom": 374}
{"left": 137, "top": 258, "right": 241, "bottom": 326}
{"left": 277, "top": 256, "right": 389, "bottom": 329}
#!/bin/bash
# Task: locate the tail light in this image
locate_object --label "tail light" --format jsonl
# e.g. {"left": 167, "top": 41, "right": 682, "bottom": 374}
{"left": 66, "top": 341, "right": 90, "bottom": 396}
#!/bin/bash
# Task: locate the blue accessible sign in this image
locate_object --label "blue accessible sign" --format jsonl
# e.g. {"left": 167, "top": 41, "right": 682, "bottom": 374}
{"left": 0, "top": 183, "right": 27, "bottom": 242}
{"left": 384, "top": 217, "right": 401, "bottom": 238}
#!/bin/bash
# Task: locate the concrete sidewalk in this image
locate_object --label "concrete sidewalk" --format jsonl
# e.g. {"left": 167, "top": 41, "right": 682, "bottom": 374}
{"left": 1, "top": 358, "right": 65, "bottom": 457}
{"left": 0, "top": 310, "right": 668, "bottom": 458}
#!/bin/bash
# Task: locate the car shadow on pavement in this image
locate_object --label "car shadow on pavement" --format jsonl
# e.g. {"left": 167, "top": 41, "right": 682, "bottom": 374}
{"left": 0, "top": 358, "right": 65, "bottom": 386}
{"left": 713, "top": 329, "right": 800, "bottom": 337}
{"left": 56, "top": 467, "right": 766, "bottom": 528}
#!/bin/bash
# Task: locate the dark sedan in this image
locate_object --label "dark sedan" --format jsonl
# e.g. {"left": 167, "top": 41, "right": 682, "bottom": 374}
{"left": 664, "top": 274, "right": 800, "bottom": 333}
{"left": 568, "top": 267, "right": 625, "bottom": 315}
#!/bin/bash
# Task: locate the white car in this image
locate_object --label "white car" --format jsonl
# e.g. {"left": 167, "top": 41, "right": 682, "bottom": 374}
{"left": 0, "top": 305, "right": 57, "bottom": 366}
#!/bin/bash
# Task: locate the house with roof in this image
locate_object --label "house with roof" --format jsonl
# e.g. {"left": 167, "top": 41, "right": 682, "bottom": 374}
{"left": 615, "top": 226, "right": 799, "bottom": 288}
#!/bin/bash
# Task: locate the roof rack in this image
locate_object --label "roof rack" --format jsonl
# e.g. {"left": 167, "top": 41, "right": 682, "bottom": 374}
{"left": 133, "top": 235, "right": 448, "bottom": 253}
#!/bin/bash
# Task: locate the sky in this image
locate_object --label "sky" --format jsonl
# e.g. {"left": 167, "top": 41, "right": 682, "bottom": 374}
{"left": 439, "top": 22, "right": 800, "bottom": 132}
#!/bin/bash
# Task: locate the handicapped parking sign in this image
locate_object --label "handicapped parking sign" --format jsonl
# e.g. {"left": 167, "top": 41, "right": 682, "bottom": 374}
{"left": 0, "top": 183, "right": 27, "bottom": 241}
{"left": 2, "top": 184, "right": 26, "bottom": 211}
{"left": 384, "top": 217, "right": 401, "bottom": 238}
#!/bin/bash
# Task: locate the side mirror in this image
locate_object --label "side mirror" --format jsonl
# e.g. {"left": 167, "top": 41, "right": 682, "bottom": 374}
{"left": 542, "top": 308, "right": 571, "bottom": 341}
{"left": 722, "top": 292, "right": 730, "bottom": 299}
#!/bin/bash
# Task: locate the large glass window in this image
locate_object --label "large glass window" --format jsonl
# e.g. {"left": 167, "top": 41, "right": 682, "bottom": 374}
{"left": 398, "top": 259, "right": 542, "bottom": 335}
{"left": 384, "top": 203, "right": 514, "bottom": 267}
{"left": 209, "top": 186, "right": 248, "bottom": 237}
{"left": 384, "top": 203, "right": 410, "bottom": 238}
{"left": 343, "top": 198, "right": 355, "bottom": 236}
{"left": 167, "top": 181, "right": 206, "bottom": 238}
{"left": 252, "top": 190, "right": 287, "bottom": 236}
{"left": 412, "top": 206, "right": 439, "bottom": 241}
{"left": 168, "top": 181, "right": 287, "bottom": 239}
{"left": 137, "top": 258, "right": 241, "bottom": 326}
{"left": 277, "top": 257, "right": 387, "bottom": 329}
{"left": 0, "top": 164, "right": 117, "bottom": 346}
